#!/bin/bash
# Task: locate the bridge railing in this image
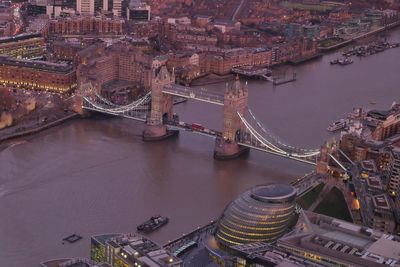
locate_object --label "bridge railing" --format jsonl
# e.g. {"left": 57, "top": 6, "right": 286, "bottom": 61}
{"left": 82, "top": 93, "right": 151, "bottom": 122}
{"left": 165, "top": 120, "right": 221, "bottom": 137}
{"left": 237, "top": 109, "right": 320, "bottom": 164}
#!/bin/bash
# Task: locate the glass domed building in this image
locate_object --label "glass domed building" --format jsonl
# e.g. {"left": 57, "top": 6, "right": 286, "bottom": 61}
{"left": 214, "top": 184, "right": 297, "bottom": 246}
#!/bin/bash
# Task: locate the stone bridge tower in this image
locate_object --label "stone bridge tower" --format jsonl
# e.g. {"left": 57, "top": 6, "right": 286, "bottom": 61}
{"left": 316, "top": 140, "right": 337, "bottom": 174}
{"left": 214, "top": 76, "right": 249, "bottom": 159}
{"left": 70, "top": 82, "right": 95, "bottom": 116}
{"left": 143, "top": 66, "right": 176, "bottom": 141}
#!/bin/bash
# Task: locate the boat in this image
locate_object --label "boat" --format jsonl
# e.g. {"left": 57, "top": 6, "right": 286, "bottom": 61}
{"left": 62, "top": 234, "right": 83, "bottom": 244}
{"left": 338, "top": 58, "right": 353, "bottom": 65}
{"left": 327, "top": 119, "right": 347, "bottom": 132}
{"left": 137, "top": 215, "right": 169, "bottom": 233}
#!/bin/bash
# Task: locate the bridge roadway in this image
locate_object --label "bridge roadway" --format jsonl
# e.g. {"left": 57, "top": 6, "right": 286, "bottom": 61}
{"left": 165, "top": 120, "right": 222, "bottom": 139}
{"left": 163, "top": 85, "right": 224, "bottom": 106}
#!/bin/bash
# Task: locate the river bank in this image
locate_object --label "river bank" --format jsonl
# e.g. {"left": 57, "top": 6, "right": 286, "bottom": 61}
{"left": 319, "top": 20, "right": 400, "bottom": 52}
{"left": 0, "top": 112, "right": 79, "bottom": 143}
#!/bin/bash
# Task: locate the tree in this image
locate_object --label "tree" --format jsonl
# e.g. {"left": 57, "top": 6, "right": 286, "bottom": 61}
{"left": 0, "top": 88, "right": 15, "bottom": 111}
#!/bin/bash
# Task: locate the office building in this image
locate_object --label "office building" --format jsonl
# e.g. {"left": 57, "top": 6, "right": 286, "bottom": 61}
{"left": 91, "top": 233, "right": 182, "bottom": 266}
{"left": 77, "top": 0, "right": 95, "bottom": 15}
{"left": 214, "top": 184, "right": 297, "bottom": 246}
{"left": 127, "top": 0, "right": 150, "bottom": 21}
{"left": 0, "top": 56, "right": 77, "bottom": 93}
{"left": 112, "top": 0, "right": 122, "bottom": 17}
{"left": 388, "top": 146, "right": 400, "bottom": 196}
{"left": 0, "top": 33, "right": 45, "bottom": 59}
{"left": 278, "top": 211, "right": 400, "bottom": 267}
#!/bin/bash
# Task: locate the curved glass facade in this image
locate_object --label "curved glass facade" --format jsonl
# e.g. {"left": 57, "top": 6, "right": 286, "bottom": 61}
{"left": 215, "top": 184, "right": 297, "bottom": 246}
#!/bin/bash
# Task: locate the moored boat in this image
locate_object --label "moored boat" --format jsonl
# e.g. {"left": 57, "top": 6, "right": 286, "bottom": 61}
{"left": 137, "top": 215, "right": 169, "bottom": 233}
{"left": 338, "top": 58, "right": 353, "bottom": 65}
{"left": 327, "top": 119, "right": 347, "bottom": 132}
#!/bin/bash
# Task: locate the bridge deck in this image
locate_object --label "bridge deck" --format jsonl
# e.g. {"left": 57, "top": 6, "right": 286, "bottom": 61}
{"left": 166, "top": 121, "right": 222, "bottom": 138}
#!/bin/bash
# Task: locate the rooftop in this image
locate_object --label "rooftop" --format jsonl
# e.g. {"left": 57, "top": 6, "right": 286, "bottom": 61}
{"left": 0, "top": 56, "right": 74, "bottom": 74}
{"left": 93, "top": 233, "right": 182, "bottom": 267}
{"left": 372, "top": 194, "right": 391, "bottom": 210}
{"left": 250, "top": 184, "right": 297, "bottom": 203}
{"left": 0, "top": 32, "right": 42, "bottom": 44}
{"left": 40, "top": 258, "right": 111, "bottom": 267}
{"left": 366, "top": 176, "right": 382, "bottom": 189}
{"left": 360, "top": 160, "right": 377, "bottom": 173}
{"left": 278, "top": 211, "right": 400, "bottom": 267}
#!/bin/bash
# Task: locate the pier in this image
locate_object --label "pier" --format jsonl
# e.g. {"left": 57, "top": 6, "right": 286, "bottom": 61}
{"left": 273, "top": 72, "right": 297, "bottom": 86}
{"left": 231, "top": 66, "right": 273, "bottom": 81}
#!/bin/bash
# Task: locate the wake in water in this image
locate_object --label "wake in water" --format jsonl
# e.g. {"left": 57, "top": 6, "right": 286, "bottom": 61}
{"left": 0, "top": 185, "right": 8, "bottom": 198}
{"left": 7, "top": 140, "right": 27, "bottom": 148}
{"left": 0, "top": 140, "right": 27, "bottom": 152}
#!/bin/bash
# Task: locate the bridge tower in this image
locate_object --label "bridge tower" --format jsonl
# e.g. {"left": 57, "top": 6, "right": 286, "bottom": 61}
{"left": 316, "top": 140, "right": 336, "bottom": 174}
{"left": 143, "top": 66, "right": 177, "bottom": 141}
{"left": 214, "top": 76, "right": 249, "bottom": 159}
{"left": 74, "top": 82, "right": 95, "bottom": 116}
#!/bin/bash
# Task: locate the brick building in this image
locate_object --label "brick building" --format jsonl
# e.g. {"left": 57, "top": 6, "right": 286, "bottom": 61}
{"left": 0, "top": 56, "right": 77, "bottom": 93}
{"left": 0, "top": 33, "right": 45, "bottom": 59}
{"left": 77, "top": 41, "right": 157, "bottom": 100}
{"left": 46, "top": 15, "right": 124, "bottom": 36}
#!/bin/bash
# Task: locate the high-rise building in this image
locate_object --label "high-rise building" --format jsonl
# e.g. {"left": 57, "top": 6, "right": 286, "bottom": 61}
{"left": 94, "top": 0, "right": 108, "bottom": 13}
{"left": 367, "top": 194, "right": 396, "bottom": 233}
{"left": 387, "top": 146, "right": 400, "bottom": 197}
{"left": 112, "top": 0, "right": 122, "bottom": 16}
{"left": 76, "top": 0, "right": 94, "bottom": 15}
{"left": 127, "top": 0, "right": 150, "bottom": 21}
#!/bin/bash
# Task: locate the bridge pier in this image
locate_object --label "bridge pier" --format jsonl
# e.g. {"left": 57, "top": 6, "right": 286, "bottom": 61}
{"left": 142, "top": 123, "right": 179, "bottom": 141}
{"left": 214, "top": 76, "right": 249, "bottom": 160}
{"left": 214, "top": 137, "right": 249, "bottom": 159}
{"left": 143, "top": 66, "right": 177, "bottom": 141}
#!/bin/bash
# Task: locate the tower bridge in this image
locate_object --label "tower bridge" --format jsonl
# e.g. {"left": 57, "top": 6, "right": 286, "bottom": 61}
{"left": 80, "top": 66, "right": 331, "bottom": 166}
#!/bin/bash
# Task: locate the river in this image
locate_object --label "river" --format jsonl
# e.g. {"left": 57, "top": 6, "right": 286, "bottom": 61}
{"left": 1, "top": 30, "right": 400, "bottom": 266}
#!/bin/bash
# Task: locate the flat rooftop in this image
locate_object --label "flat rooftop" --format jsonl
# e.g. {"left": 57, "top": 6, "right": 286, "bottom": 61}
{"left": 92, "top": 233, "right": 182, "bottom": 267}
{"left": 360, "top": 160, "right": 377, "bottom": 172}
{"left": 0, "top": 56, "right": 74, "bottom": 73}
{"left": 0, "top": 33, "right": 42, "bottom": 44}
{"left": 372, "top": 194, "right": 391, "bottom": 210}
{"left": 366, "top": 176, "right": 382, "bottom": 188}
{"left": 278, "top": 211, "right": 400, "bottom": 267}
